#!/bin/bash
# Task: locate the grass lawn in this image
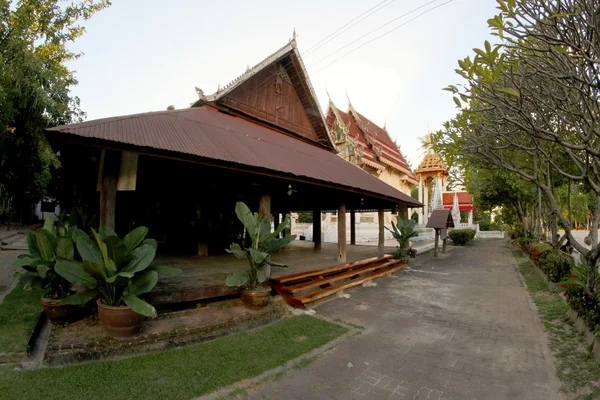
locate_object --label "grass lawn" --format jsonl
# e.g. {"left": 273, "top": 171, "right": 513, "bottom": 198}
{"left": 514, "top": 250, "right": 600, "bottom": 400}
{"left": 0, "top": 315, "right": 347, "bottom": 400}
{"left": 0, "top": 284, "right": 44, "bottom": 353}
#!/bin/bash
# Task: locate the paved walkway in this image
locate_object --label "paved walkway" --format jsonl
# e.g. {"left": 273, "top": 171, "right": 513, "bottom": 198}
{"left": 244, "top": 239, "right": 562, "bottom": 400}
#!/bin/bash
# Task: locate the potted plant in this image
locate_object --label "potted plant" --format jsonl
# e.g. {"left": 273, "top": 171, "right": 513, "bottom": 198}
{"left": 225, "top": 202, "right": 296, "bottom": 310}
{"left": 13, "top": 217, "right": 82, "bottom": 324}
{"left": 55, "top": 225, "right": 180, "bottom": 337}
{"left": 385, "top": 218, "right": 418, "bottom": 264}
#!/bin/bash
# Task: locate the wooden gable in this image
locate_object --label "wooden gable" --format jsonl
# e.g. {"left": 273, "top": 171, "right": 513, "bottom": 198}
{"left": 217, "top": 61, "right": 320, "bottom": 144}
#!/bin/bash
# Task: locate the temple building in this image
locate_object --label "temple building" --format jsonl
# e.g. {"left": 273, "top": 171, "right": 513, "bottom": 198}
{"left": 414, "top": 147, "right": 475, "bottom": 228}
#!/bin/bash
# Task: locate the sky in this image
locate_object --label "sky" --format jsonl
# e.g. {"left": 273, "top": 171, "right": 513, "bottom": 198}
{"left": 67, "top": 0, "right": 499, "bottom": 167}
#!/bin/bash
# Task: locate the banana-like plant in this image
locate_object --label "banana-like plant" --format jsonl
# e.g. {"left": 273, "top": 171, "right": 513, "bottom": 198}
{"left": 55, "top": 226, "right": 180, "bottom": 317}
{"left": 385, "top": 218, "right": 418, "bottom": 257}
{"left": 13, "top": 217, "right": 76, "bottom": 299}
{"left": 225, "top": 202, "right": 296, "bottom": 289}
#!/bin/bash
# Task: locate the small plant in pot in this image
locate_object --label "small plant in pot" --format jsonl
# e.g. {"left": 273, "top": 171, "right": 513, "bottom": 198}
{"left": 386, "top": 218, "right": 417, "bottom": 263}
{"left": 55, "top": 225, "right": 180, "bottom": 337}
{"left": 225, "top": 202, "right": 296, "bottom": 310}
{"left": 14, "top": 217, "right": 83, "bottom": 324}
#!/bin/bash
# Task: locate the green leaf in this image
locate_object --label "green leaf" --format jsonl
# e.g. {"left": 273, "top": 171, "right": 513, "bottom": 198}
{"left": 26, "top": 232, "right": 41, "bottom": 259}
{"left": 105, "top": 271, "right": 135, "bottom": 283}
{"left": 128, "top": 270, "right": 158, "bottom": 296}
{"left": 121, "top": 244, "right": 156, "bottom": 274}
{"left": 264, "top": 214, "right": 291, "bottom": 243}
{"left": 56, "top": 237, "right": 74, "bottom": 260}
{"left": 71, "top": 228, "right": 88, "bottom": 243}
{"left": 453, "top": 97, "right": 462, "bottom": 108}
{"left": 249, "top": 248, "right": 269, "bottom": 266}
{"left": 499, "top": 87, "right": 520, "bottom": 97}
{"left": 32, "top": 231, "right": 55, "bottom": 262}
{"left": 92, "top": 229, "right": 116, "bottom": 276}
{"left": 42, "top": 216, "right": 56, "bottom": 237}
{"left": 82, "top": 260, "right": 108, "bottom": 279}
{"left": 104, "top": 236, "right": 128, "bottom": 267}
{"left": 263, "top": 235, "right": 296, "bottom": 253}
{"left": 235, "top": 202, "right": 259, "bottom": 239}
{"left": 226, "top": 243, "right": 247, "bottom": 259}
{"left": 265, "top": 260, "right": 289, "bottom": 268}
{"left": 61, "top": 289, "right": 98, "bottom": 305}
{"left": 257, "top": 269, "right": 266, "bottom": 283}
{"left": 13, "top": 254, "right": 38, "bottom": 267}
{"left": 55, "top": 260, "right": 97, "bottom": 289}
{"left": 36, "top": 265, "right": 50, "bottom": 279}
{"left": 141, "top": 238, "right": 158, "bottom": 250}
{"left": 98, "top": 225, "right": 118, "bottom": 240}
{"left": 123, "top": 226, "right": 149, "bottom": 253}
{"left": 123, "top": 294, "right": 157, "bottom": 318}
{"left": 226, "top": 271, "right": 249, "bottom": 287}
{"left": 76, "top": 234, "right": 104, "bottom": 266}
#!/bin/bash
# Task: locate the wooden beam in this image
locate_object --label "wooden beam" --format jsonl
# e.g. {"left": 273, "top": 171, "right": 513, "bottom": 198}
{"left": 100, "top": 150, "right": 121, "bottom": 230}
{"left": 350, "top": 209, "right": 356, "bottom": 245}
{"left": 434, "top": 229, "right": 440, "bottom": 258}
{"left": 337, "top": 201, "right": 346, "bottom": 262}
{"left": 258, "top": 193, "right": 271, "bottom": 218}
{"left": 378, "top": 208, "right": 385, "bottom": 257}
{"left": 313, "top": 209, "right": 321, "bottom": 250}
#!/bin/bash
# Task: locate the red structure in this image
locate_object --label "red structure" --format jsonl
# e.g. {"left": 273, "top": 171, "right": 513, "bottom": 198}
{"left": 442, "top": 192, "right": 474, "bottom": 212}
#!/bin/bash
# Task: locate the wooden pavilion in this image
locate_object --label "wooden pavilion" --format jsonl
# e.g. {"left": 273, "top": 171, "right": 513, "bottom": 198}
{"left": 46, "top": 38, "right": 422, "bottom": 304}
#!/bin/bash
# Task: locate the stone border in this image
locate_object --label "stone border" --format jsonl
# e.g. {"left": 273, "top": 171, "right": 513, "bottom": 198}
{"left": 44, "top": 300, "right": 288, "bottom": 366}
{"left": 195, "top": 315, "right": 360, "bottom": 400}
{"left": 562, "top": 296, "right": 600, "bottom": 362}
{"left": 0, "top": 311, "right": 44, "bottom": 365}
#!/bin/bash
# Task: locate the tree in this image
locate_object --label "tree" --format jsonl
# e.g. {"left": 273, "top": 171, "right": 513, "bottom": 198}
{"left": 439, "top": 0, "right": 600, "bottom": 291}
{"left": 0, "top": 0, "right": 110, "bottom": 221}
{"left": 166, "top": 105, "right": 175, "bottom": 110}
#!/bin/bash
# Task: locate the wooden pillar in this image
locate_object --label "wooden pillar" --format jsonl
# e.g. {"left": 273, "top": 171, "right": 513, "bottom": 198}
{"left": 378, "top": 208, "right": 385, "bottom": 257}
{"left": 442, "top": 233, "right": 447, "bottom": 253}
{"left": 313, "top": 209, "right": 321, "bottom": 250}
{"left": 337, "top": 201, "right": 346, "bottom": 262}
{"left": 258, "top": 193, "right": 271, "bottom": 218}
{"left": 434, "top": 229, "right": 440, "bottom": 258}
{"left": 100, "top": 150, "right": 121, "bottom": 230}
{"left": 350, "top": 209, "right": 356, "bottom": 245}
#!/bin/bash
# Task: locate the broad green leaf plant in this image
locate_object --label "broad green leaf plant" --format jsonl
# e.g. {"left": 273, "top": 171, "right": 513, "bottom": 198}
{"left": 385, "top": 218, "right": 418, "bottom": 258}
{"left": 13, "top": 217, "right": 76, "bottom": 299}
{"left": 55, "top": 226, "right": 180, "bottom": 318}
{"left": 225, "top": 202, "right": 296, "bottom": 290}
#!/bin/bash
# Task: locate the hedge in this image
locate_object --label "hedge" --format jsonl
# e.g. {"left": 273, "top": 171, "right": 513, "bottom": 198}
{"left": 449, "top": 229, "right": 475, "bottom": 245}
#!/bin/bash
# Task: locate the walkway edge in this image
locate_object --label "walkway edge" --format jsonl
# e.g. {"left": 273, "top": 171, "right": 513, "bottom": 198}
{"left": 511, "top": 252, "right": 563, "bottom": 400}
{"left": 194, "top": 315, "right": 360, "bottom": 400}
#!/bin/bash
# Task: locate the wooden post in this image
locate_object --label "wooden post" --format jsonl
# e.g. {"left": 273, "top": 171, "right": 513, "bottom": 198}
{"left": 337, "top": 201, "right": 346, "bottom": 262}
{"left": 350, "top": 209, "right": 356, "bottom": 245}
{"left": 313, "top": 209, "right": 321, "bottom": 250}
{"left": 443, "top": 236, "right": 447, "bottom": 253}
{"left": 378, "top": 208, "right": 385, "bottom": 257}
{"left": 100, "top": 150, "right": 121, "bottom": 230}
{"left": 434, "top": 229, "right": 440, "bottom": 258}
{"left": 258, "top": 193, "right": 271, "bottom": 218}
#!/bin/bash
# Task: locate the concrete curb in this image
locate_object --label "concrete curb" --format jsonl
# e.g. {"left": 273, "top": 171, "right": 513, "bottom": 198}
{"left": 195, "top": 315, "right": 360, "bottom": 400}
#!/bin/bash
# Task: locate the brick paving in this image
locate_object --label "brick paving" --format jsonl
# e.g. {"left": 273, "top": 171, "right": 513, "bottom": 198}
{"left": 243, "top": 239, "right": 562, "bottom": 400}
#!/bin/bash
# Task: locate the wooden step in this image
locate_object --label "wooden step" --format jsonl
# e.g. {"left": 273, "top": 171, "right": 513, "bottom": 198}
{"left": 270, "top": 256, "right": 406, "bottom": 309}
{"left": 282, "top": 259, "right": 399, "bottom": 294}
{"left": 270, "top": 255, "right": 391, "bottom": 285}
{"left": 295, "top": 263, "right": 407, "bottom": 305}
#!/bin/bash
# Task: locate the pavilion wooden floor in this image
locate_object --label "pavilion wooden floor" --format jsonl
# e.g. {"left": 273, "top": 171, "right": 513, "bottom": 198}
{"left": 148, "top": 241, "right": 398, "bottom": 306}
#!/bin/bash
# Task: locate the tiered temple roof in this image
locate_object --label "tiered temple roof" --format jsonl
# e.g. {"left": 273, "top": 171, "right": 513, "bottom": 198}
{"left": 325, "top": 97, "right": 417, "bottom": 185}
{"left": 415, "top": 150, "right": 448, "bottom": 176}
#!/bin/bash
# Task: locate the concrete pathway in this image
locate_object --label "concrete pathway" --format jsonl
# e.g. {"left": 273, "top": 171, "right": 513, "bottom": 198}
{"left": 244, "top": 239, "right": 562, "bottom": 400}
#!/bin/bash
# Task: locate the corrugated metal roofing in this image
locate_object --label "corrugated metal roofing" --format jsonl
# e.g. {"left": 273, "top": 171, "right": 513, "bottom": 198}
{"left": 47, "top": 106, "right": 422, "bottom": 207}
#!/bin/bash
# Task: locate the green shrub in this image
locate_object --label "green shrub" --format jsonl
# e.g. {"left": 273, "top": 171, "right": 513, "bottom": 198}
{"left": 527, "top": 242, "right": 551, "bottom": 264}
{"left": 449, "top": 229, "right": 475, "bottom": 245}
{"left": 538, "top": 251, "right": 573, "bottom": 283}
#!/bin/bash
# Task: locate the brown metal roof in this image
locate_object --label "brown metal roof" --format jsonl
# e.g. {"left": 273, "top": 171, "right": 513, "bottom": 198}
{"left": 426, "top": 209, "right": 455, "bottom": 229}
{"left": 47, "top": 106, "right": 422, "bottom": 207}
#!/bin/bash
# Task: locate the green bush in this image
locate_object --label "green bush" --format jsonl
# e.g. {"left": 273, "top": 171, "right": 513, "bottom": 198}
{"left": 538, "top": 251, "right": 573, "bottom": 283}
{"left": 449, "top": 229, "right": 475, "bottom": 245}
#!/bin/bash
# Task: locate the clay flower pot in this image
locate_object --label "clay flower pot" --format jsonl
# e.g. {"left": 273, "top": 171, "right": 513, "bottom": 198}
{"left": 240, "top": 286, "right": 271, "bottom": 310}
{"left": 97, "top": 299, "right": 143, "bottom": 337}
{"left": 41, "top": 297, "right": 80, "bottom": 324}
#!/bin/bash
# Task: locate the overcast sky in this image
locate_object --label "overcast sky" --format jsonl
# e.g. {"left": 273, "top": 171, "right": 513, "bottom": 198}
{"left": 67, "top": 0, "right": 498, "bottom": 167}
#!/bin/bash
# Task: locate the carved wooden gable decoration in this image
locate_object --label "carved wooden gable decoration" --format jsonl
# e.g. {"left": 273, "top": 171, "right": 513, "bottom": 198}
{"left": 193, "top": 41, "right": 334, "bottom": 150}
